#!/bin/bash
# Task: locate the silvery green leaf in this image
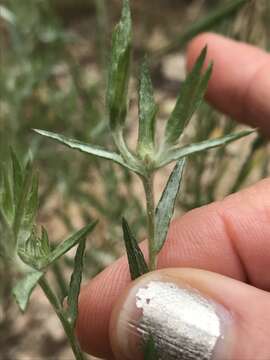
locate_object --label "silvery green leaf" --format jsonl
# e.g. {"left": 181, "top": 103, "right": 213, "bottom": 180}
{"left": 67, "top": 237, "right": 86, "bottom": 327}
{"left": 12, "top": 270, "right": 43, "bottom": 312}
{"left": 165, "top": 47, "right": 212, "bottom": 145}
{"left": 122, "top": 218, "right": 148, "bottom": 280}
{"left": 137, "top": 59, "right": 158, "bottom": 157}
{"left": 155, "top": 159, "right": 185, "bottom": 253}
{"left": 34, "top": 129, "right": 141, "bottom": 174}
{"left": 158, "top": 129, "right": 255, "bottom": 167}
{"left": 107, "top": 0, "right": 131, "bottom": 130}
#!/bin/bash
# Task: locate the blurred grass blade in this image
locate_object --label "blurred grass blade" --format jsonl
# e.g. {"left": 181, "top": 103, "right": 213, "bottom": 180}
{"left": 107, "top": 0, "right": 132, "bottom": 130}
{"left": 14, "top": 167, "right": 39, "bottom": 246}
{"left": 155, "top": 159, "right": 186, "bottom": 253}
{"left": 159, "top": 129, "right": 255, "bottom": 167}
{"left": 137, "top": 58, "right": 158, "bottom": 156}
{"left": 34, "top": 129, "right": 140, "bottom": 174}
{"left": 165, "top": 47, "right": 212, "bottom": 145}
{"left": 67, "top": 237, "right": 86, "bottom": 328}
{"left": 11, "top": 150, "right": 23, "bottom": 206}
{"left": 12, "top": 270, "right": 43, "bottom": 312}
{"left": 122, "top": 218, "right": 149, "bottom": 280}
{"left": 48, "top": 221, "right": 97, "bottom": 267}
{"left": 0, "top": 5, "right": 16, "bottom": 25}
{"left": 230, "top": 134, "right": 266, "bottom": 193}
{"left": 2, "top": 165, "right": 14, "bottom": 225}
{"left": 144, "top": 336, "right": 158, "bottom": 360}
{"left": 153, "top": 0, "right": 249, "bottom": 56}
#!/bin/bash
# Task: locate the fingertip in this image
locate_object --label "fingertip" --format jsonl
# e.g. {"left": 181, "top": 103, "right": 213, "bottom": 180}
{"left": 186, "top": 32, "right": 270, "bottom": 133}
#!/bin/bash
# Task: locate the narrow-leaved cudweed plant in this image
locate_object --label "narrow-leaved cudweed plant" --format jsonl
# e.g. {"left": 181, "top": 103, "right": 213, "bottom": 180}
{"left": 0, "top": 0, "right": 256, "bottom": 359}
{"left": 35, "top": 0, "right": 253, "bottom": 273}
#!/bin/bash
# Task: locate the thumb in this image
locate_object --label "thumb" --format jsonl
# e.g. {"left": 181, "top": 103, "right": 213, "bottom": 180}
{"left": 109, "top": 268, "right": 270, "bottom": 360}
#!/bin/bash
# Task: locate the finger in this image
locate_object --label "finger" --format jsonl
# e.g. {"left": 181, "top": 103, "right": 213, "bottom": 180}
{"left": 110, "top": 268, "right": 270, "bottom": 360}
{"left": 187, "top": 33, "right": 270, "bottom": 135}
{"left": 76, "top": 178, "right": 270, "bottom": 358}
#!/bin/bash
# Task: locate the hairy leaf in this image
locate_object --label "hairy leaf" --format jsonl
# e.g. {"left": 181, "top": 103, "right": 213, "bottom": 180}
{"left": 155, "top": 159, "right": 186, "bottom": 253}
{"left": 107, "top": 0, "right": 132, "bottom": 130}
{"left": 34, "top": 129, "right": 141, "bottom": 174}
{"left": 122, "top": 218, "right": 148, "bottom": 280}
{"left": 12, "top": 270, "right": 43, "bottom": 312}
{"left": 67, "top": 237, "right": 86, "bottom": 327}
{"left": 165, "top": 47, "right": 212, "bottom": 145}
{"left": 137, "top": 59, "right": 158, "bottom": 157}
{"left": 158, "top": 129, "right": 255, "bottom": 167}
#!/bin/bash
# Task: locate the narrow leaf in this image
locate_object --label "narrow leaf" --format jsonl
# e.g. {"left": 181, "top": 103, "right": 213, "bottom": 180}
{"left": 67, "top": 237, "right": 86, "bottom": 327}
{"left": 12, "top": 270, "right": 43, "bottom": 312}
{"left": 159, "top": 129, "right": 255, "bottom": 167}
{"left": 137, "top": 59, "right": 158, "bottom": 156}
{"left": 34, "top": 129, "right": 140, "bottom": 174}
{"left": 155, "top": 159, "right": 186, "bottom": 253}
{"left": 122, "top": 218, "right": 148, "bottom": 280}
{"left": 48, "top": 220, "right": 97, "bottom": 267}
{"left": 107, "top": 0, "right": 132, "bottom": 130}
{"left": 165, "top": 47, "right": 212, "bottom": 145}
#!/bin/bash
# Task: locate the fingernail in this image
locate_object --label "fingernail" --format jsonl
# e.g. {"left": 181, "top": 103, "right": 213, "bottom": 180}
{"left": 112, "top": 274, "right": 232, "bottom": 360}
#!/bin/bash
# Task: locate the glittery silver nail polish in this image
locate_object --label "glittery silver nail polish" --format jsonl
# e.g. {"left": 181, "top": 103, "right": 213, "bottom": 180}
{"left": 134, "top": 281, "right": 223, "bottom": 360}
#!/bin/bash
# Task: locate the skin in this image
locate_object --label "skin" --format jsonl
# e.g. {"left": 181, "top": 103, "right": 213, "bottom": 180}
{"left": 76, "top": 33, "right": 270, "bottom": 359}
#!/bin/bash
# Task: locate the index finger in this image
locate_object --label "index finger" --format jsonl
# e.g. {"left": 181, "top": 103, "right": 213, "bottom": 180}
{"left": 77, "top": 178, "right": 270, "bottom": 358}
{"left": 187, "top": 33, "right": 270, "bottom": 135}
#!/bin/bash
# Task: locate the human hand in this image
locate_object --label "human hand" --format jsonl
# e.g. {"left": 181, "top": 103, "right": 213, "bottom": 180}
{"left": 76, "top": 33, "right": 270, "bottom": 360}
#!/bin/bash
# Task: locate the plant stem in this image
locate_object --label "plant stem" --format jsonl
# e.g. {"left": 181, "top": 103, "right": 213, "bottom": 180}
{"left": 142, "top": 175, "right": 157, "bottom": 270}
{"left": 39, "top": 278, "right": 85, "bottom": 360}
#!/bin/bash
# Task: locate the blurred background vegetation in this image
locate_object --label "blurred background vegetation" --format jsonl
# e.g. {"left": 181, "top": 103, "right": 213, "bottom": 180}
{"left": 0, "top": 0, "right": 270, "bottom": 358}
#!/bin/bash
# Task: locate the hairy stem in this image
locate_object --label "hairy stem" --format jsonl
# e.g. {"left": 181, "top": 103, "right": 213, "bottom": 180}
{"left": 142, "top": 175, "right": 157, "bottom": 270}
{"left": 39, "top": 278, "right": 85, "bottom": 360}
